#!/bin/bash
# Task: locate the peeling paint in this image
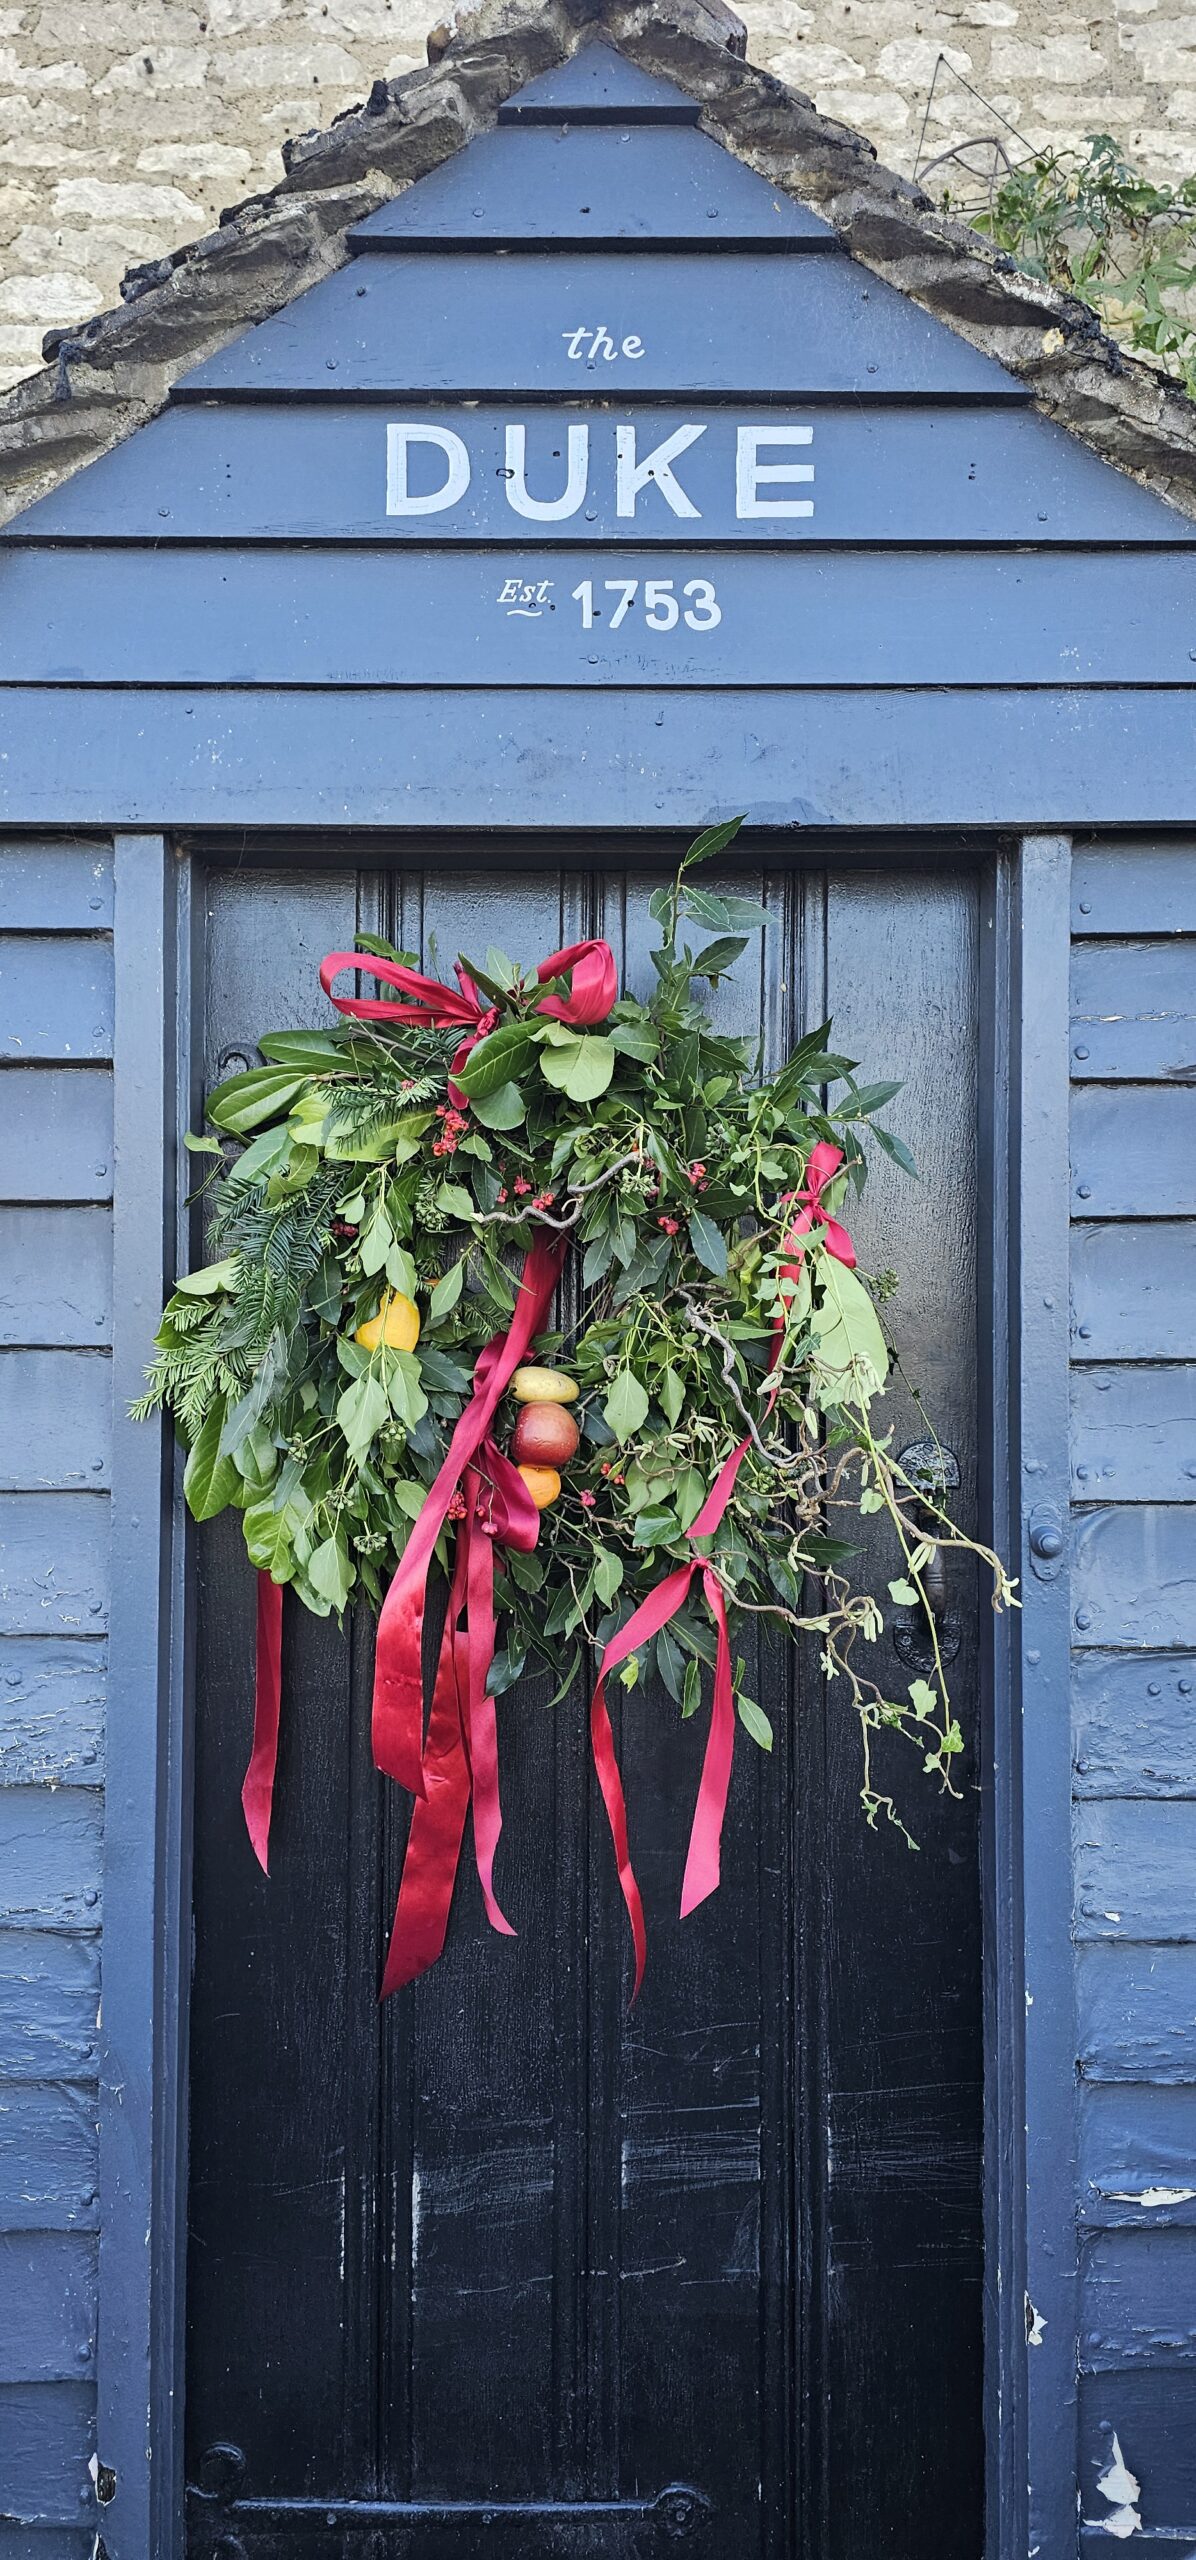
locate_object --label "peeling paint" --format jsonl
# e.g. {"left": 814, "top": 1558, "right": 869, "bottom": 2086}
{"left": 1085, "top": 2432, "right": 1142, "bottom": 2540}
{"left": 1026, "top": 2294, "right": 1047, "bottom": 2347}
{"left": 1106, "top": 2186, "right": 1196, "bottom": 2209}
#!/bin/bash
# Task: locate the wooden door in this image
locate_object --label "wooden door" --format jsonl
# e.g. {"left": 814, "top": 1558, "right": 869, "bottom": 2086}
{"left": 184, "top": 841, "right": 985, "bottom": 2560}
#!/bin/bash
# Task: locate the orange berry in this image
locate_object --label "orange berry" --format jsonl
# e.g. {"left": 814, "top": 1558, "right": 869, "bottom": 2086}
{"left": 517, "top": 1463, "right": 562, "bottom": 1512}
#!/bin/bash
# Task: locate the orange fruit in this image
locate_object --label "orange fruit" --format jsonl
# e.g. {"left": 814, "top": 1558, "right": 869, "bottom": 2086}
{"left": 517, "top": 1463, "right": 562, "bottom": 1511}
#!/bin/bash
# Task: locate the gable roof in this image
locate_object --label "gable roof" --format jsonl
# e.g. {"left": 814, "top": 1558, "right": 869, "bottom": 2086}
{"left": 1, "top": 0, "right": 1195, "bottom": 529}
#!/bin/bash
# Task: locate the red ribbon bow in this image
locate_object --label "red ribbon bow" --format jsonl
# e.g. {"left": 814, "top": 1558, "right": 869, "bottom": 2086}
{"left": 318, "top": 938, "right": 617, "bottom": 1106}
{"left": 242, "top": 973, "right": 857, "bottom": 2004}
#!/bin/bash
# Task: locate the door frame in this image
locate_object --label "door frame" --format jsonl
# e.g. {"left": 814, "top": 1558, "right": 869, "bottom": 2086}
{"left": 94, "top": 826, "right": 1077, "bottom": 2560}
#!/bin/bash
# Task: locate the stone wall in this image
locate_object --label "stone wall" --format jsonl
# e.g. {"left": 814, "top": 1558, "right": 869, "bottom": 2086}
{"left": 0, "top": 0, "right": 1193, "bottom": 392}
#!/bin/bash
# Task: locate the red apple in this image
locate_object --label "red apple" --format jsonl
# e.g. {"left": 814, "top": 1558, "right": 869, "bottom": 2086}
{"left": 511, "top": 1400, "right": 580, "bottom": 1467}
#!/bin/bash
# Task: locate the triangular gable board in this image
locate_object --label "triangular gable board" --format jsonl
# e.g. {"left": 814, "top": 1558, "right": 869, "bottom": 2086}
{"left": 494, "top": 39, "right": 703, "bottom": 121}
{"left": 346, "top": 125, "right": 833, "bottom": 245}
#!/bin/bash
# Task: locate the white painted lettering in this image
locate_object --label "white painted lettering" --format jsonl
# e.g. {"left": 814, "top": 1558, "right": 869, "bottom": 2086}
{"left": 615, "top": 423, "right": 704, "bottom": 520}
{"left": 386, "top": 422, "right": 470, "bottom": 516}
{"left": 563, "top": 326, "right": 589, "bottom": 360}
{"left": 562, "top": 326, "right": 650, "bottom": 363}
{"left": 735, "top": 425, "right": 815, "bottom": 519}
{"left": 622, "top": 335, "right": 645, "bottom": 360}
{"left": 505, "top": 423, "right": 589, "bottom": 522}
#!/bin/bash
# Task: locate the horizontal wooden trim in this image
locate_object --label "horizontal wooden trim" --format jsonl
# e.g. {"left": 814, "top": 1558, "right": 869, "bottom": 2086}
{"left": 0, "top": 2085, "right": 97, "bottom": 2233}
{"left": 0, "top": 843, "right": 111, "bottom": 930}
{"left": 1080, "top": 2227, "right": 1196, "bottom": 2369}
{"left": 1071, "top": 1365, "right": 1196, "bottom": 1505}
{"left": 0, "top": 1353, "right": 111, "bottom": 1494}
{"left": 0, "top": 1639, "right": 104, "bottom": 1788}
{"left": 2, "top": 689, "right": 1196, "bottom": 831}
{"left": 1078, "top": 1947, "right": 1196, "bottom": 2084}
{"left": 0, "top": 1209, "right": 112, "bottom": 1349}
{"left": 0, "top": 1931, "right": 100, "bottom": 2083}
{"left": 1080, "top": 2366, "right": 1196, "bottom": 2533}
{"left": 0, "top": 2232, "right": 95, "bottom": 2382}
{"left": 1071, "top": 937, "right": 1196, "bottom": 1081}
{"left": 1073, "top": 841, "right": 1196, "bottom": 935}
{"left": 1071, "top": 1222, "right": 1196, "bottom": 1362}
{"left": 1072, "top": 1505, "right": 1196, "bottom": 1651}
{"left": 0, "top": 2381, "right": 94, "bottom": 2528}
{"left": 0, "top": 1071, "right": 112, "bottom": 1206}
{"left": 5, "top": 549, "right": 1196, "bottom": 690}
{"left": 0, "top": 935, "right": 112, "bottom": 1066}
{"left": 1080, "top": 2084, "right": 1196, "bottom": 2224}
{"left": 0, "top": 1494, "right": 109, "bottom": 1639}
{"left": 0, "top": 1789, "right": 103, "bottom": 1933}
{"left": 1074, "top": 1651, "right": 1196, "bottom": 1796}
{"left": 1075, "top": 1798, "right": 1196, "bottom": 1940}
{"left": 1071, "top": 1086, "right": 1196, "bottom": 1219}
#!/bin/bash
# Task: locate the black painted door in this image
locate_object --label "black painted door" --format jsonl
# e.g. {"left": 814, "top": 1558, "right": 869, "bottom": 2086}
{"left": 184, "top": 841, "right": 985, "bottom": 2560}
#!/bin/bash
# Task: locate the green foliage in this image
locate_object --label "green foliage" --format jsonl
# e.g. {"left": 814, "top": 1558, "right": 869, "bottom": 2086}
{"left": 137, "top": 824, "right": 1016, "bottom": 1833}
{"left": 966, "top": 132, "right": 1196, "bottom": 396}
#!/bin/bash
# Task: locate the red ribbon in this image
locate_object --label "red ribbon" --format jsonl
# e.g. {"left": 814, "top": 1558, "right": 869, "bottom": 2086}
{"left": 318, "top": 938, "right": 617, "bottom": 1106}
{"left": 242, "top": 948, "right": 859, "bottom": 2004}
{"left": 588, "top": 1140, "right": 857, "bottom": 1997}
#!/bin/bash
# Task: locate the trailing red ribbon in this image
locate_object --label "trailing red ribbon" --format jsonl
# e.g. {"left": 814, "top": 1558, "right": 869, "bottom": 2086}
{"left": 589, "top": 1139, "right": 857, "bottom": 1997}
{"left": 242, "top": 1568, "right": 283, "bottom": 1873}
{"left": 319, "top": 938, "right": 617, "bottom": 1107}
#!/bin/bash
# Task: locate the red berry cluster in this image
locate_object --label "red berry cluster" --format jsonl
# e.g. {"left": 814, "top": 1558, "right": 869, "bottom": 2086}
{"left": 432, "top": 1102, "right": 468, "bottom": 1158}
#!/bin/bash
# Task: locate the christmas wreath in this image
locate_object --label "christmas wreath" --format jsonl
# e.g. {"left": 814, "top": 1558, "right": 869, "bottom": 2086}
{"left": 138, "top": 822, "right": 1015, "bottom": 1994}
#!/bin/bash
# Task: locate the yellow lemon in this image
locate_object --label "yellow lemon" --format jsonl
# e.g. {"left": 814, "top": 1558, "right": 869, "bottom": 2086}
{"left": 512, "top": 1365, "right": 578, "bottom": 1405}
{"left": 517, "top": 1463, "right": 562, "bottom": 1511}
{"left": 355, "top": 1290, "right": 420, "bottom": 1355}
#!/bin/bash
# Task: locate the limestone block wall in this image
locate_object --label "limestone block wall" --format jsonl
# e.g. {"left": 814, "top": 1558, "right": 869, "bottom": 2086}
{"left": 0, "top": 0, "right": 1192, "bottom": 391}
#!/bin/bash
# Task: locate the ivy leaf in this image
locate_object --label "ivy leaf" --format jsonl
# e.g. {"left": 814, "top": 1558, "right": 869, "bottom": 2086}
{"left": 633, "top": 1504, "right": 679, "bottom": 1547}
{"left": 659, "top": 1366, "right": 685, "bottom": 1427}
{"left": 909, "top": 1678, "right": 938, "bottom": 1721}
{"left": 427, "top": 1259, "right": 465, "bottom": 1324}
{"left": 688, "top": 1211, "right": 728, "bottom": 1277}
{"left": 539, "top": 1034, "right": 616, "bottom": 1103}
{"left": 183, "top": 1131, "right": 223, "bottom": 1158}
{"left": 184, "top": 1399, "right": 241, "bottom": 1521}
{"left": 737, "top": 1694, "right": 774, "bottom": 1752}
{"left": 470, "top": 1080, "right": 525, "bottom": 1130}
{"left": 454, "top": 1021, "right": 536, "bottom": 1100}
{"left": 811, "top": 1259, "right": 889, "bottom": 1410}
{"left": 592, "top": 1547, "right": 624, "bottom": 1606}
{"left": 308, "top": 1533, "right": 352, "bottom": 1612}
{"left": 610, "top": 1228, "right": 672, "bottom": 1310}
{"left": 604, "top": 1367, "right": 649, "bottom": 1443}
{"left": 337, "top": 1371, "right": 390, "bottom": 1465}
{"left": 888, "top": 1577, "right": 919, "bottom": 1605}
{"left": 207, "top": 1066, "right": 307, "bottom": 1134}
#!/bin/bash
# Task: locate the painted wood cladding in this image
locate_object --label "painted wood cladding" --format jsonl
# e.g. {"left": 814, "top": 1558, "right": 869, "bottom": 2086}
{"left": 0, "top": 839, "right": 110, "bottom": 2556}
{"left": 1070, "top": 841, "right": 1196, "bottom": 2547}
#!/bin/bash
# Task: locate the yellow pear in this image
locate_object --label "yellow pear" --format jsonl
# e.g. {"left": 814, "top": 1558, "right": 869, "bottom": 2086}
{"left": 355, "top": 1290, "right": 420, "bottom": 1355}
{"left": 512, "top": 1365, "right": 577, "bottom": 1405}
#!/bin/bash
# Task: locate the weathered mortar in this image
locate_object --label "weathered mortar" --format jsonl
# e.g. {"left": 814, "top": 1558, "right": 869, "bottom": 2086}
{"left": 1, "top": 0, "right": 1195, "bottom": 529}
{"left": 3, "top": 0, "right": 1196, "bottom": 399}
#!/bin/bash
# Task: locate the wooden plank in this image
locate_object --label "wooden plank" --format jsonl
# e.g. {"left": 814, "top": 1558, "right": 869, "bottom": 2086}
{"left": 0, "top": 2086, "right": 97, "bottom": 2232}
{"left": 497, "top": 42, "right": 704, "bottom": 121}
{"left": 177, "top": 248, "right": 1024, "bottom": 399}
{"left": 0, "top": 1639, "right": 104, "bottom": 1788}
{"left": 1075, "top": 1799, "right": 1196, "bottom": 1940}
{"left": 0, "top": 1934, "right": 100, "bottom": 2082}
{"left": 6, "top": 547, "right": 1196, "bottom": 688}
{"left": 0, "top": 1496, "right": 108, "bottom": 1638}
{"left": 0, "top": 1353, "right": 111, "bottom": 1493}
{"left": 0, "top": 937, "right": 113, "bottom": 1066}
{"left": 0, "top": 1208, "right": 111, "bottom": 1350}
{"left": 1071, "top": 1222, "right": 1196, "bottom": 1361}
{"left": 0, "top": 2383, "right": 93, "bottom": 2529}
{"left": 1078, "top": 1944, "right": 1196, "bottom": 2083}
{"left": 1074, "top": 1651, "right": 1196, "bottom": 1796}
{"left": 1081, "top": 2228, "right": 1196, "bottom": 2367}
{"left": 1073, "top": 842, "right": 1196, "bottom": 936}
{"left": 5, "top": 689, "right": 1196, "bottom": 833}
{"left": 1071, "top": 1086, "right": 1196, "bottom": 1217}
{"left": 1071, "top": 1365, "right": 1196, "bottom": 1502}
{"left": 11, "top": 398, "right": 1191, "bottom": 546}
{"left": 1080, "top": 2084, "right": 1196, "bottom": 2224}
{"left": 1080, "top": 2367, "right": 1196, "bottom": 2536}
{"left": 0, "top": 843, "right": 111, "bottom": 930}
{"left": 0, "top": 2234, "right": 95, "bottom": 2381}
{"left": 351, "top": 121, "right": 835, "bottom": 243}
{"left": 0, "top": 1072, "right": 112, "bottom": 1204}
{"left": 1072, "top": 1506, "right": 1196, "bottom": 1649}
{"left": 0, "top": 2536, "right": 92, "bottom": 2560}
{"left": 0, "top": 1791, "right": 102, "bottom": 1932}
{"left": 1070, "top": 939, "right": 1196, "bottom": 1081}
